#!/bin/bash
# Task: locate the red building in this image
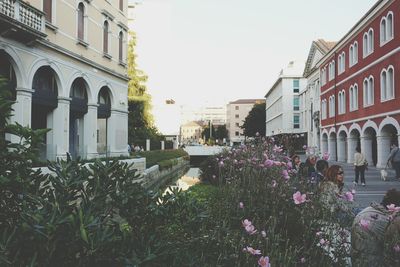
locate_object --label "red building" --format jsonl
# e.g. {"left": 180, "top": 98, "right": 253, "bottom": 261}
{"left": 319, "top": 0, "right": 400, "bottom": 167}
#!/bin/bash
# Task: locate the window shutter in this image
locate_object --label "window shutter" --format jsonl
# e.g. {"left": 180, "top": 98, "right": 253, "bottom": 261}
{"left": 44, "top": 0, "right": 52, "bottom": 23}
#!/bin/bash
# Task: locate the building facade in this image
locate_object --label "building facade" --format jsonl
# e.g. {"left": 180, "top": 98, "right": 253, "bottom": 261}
{"left": 226, "top": 99, "right": 265, "bottom": 145}
{"left": 265, "top": 61, "right": 307, "bottom": 137}
{"left": 180, "top": 121, "right": 203, "bottom": 145}
{"left": 319, "top": 0, "right": 400, "bottom": 167}
{"left": 300, "top": 40, "right": 336, "bottom": 154}
{"left": 1, "top": 0, "right": 129, "bottom": 160}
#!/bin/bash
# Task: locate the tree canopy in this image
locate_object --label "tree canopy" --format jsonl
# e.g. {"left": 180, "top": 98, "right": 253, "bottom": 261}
{"left": 241, "top": 103, "right": 266, "bottom": 137}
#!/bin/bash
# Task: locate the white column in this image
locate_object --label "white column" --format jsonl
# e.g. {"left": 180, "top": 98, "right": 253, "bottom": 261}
{"left": 146, "top": 139, "right": 150, "bottom": 151}
{"left": 376, "top": 135, "right": 391, "bottom": 168}
{"left": 161, "top": 141, "right": 165, "bottom": 150}
{"left": 51, "top": 97, "right": 71, "bottom": 160}
{"left": 83, "top": 104, "right": 98, "bottom": 159}
{"left": 107, "top": 109, "right": 129, "bottom": 157}
{"left": 361, "top": 136, "right": 373, "bottom": 166}
{"left": 347, "top": 137, "right": 357, "bottom": 164}
{"left": 9, "top": 88, "right": 33, "bottom": 143}
{"left": 328, "top": 136, "right": 337, "bottom": 161}
{"left": 337, "top": 136, "right": 346, "bottom": 162}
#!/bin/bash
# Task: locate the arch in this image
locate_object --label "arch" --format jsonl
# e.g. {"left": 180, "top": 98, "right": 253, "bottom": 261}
{"left": 362, "top": 120, "right": 379, "bottom": 137}
{"left": 349, "top": 123, "right": 362, "bottom": 136}
{"left": 66, "top": 71, "right": 93, "bottom": 102}
{"left": 322, "top": 128, "right": 329, "bottom": 137}
{"left": 337, "top": 125, "right": 349, "bottom": 137}
{"left": 328, "top": 127, "right": 336, "bottom": 137}
{"left": 28, "top": 59, "right": 64, "bottom": 97}
{"left": 380, "top": 16, "right": 387, "bottom": 43}
{"left": 378, "top": 117, "right": 400, "bottom": 135}
{"left": 96, "top": 81, "right": 115, "bottom": 107}
{"left": 0, "top": 46, "right": 26, "bottom": 88}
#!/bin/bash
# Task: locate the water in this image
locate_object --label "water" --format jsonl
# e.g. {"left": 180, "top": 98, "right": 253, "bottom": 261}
{"left": 164, "top": 168, "right": 200, "bottom": 194}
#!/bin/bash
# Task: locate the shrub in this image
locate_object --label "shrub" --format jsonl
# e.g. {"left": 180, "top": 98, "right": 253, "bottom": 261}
{"left": 134, "top": 149, "right": 188, "bottom": 168}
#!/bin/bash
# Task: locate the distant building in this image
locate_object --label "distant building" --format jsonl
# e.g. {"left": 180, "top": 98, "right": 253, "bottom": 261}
{"left": 1, "top": 0, "right": 129, "bottom": 160}
{"left": 180, "top": 105, "right": 226, "bottom": 126}
{"left": 226, "top": 99, "right": 265, "bottom": 145}
{"left": 300, "top": 40, "right": 336, "bottom": 154}
{"left": 180, "top": 121, "right": 203, "bottom": 144}
{"left": 265, "top": 61, "right": 307, "bottom": 138}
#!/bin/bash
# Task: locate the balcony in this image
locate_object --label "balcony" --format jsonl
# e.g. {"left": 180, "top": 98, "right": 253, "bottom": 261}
{"left": 0, "top": 0, "right": 46, "bottom": 44}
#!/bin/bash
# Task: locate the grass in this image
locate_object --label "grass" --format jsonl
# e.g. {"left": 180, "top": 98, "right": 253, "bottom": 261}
{"left": 132, "top": 149, "right": 189, "bottom": 168}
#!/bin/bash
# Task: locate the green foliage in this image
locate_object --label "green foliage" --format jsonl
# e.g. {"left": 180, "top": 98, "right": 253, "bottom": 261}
{"left": 202, "top": 124, "right": 228, "bottom": 144}
{"left": 241, "top": 102, "right": 266, "bottom": 137}
{"left": 133, "top": 149, "right": 188, "bottom": 168}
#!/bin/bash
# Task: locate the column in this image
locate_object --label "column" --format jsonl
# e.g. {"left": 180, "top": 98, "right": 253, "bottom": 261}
{"left": 328, "top": 136, "right": 337, "bottom": 161}
{"left": 83, "top": 103, "right": 98, "bottom": 159}
{"left": 8, "top": 88, "right": 33, "bottom": 143}
{"left": 146, "top": 139, "right": 150, "bottom": 151}
{"left": 107, "top": 109, "right": 129, "bottom": 157}
{"left": 361, "top": 136, "right": 373, "bottom": 166}
{"left": 161, "top": 141, "right": 165, "bottom": 150}
{"left": 337, "top": 136, "right": 346, "bottom": 162}
{"left": 376, "top": 135, "right": 391, "bottom": 168}
{"left": 52, "top": 97, "right": 71, "bottom": 160}
{"left": 347, "top": 137, "right": 357, "bottom": 164}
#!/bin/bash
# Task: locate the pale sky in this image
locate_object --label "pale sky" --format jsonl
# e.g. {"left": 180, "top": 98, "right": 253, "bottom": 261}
{"left": 130, "top": 0, "right": 377, "bottom": 134}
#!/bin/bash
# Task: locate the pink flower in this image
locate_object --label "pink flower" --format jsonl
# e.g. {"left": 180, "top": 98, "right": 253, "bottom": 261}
{"left": 351, "top": 189, "right": 356, "bottom": 194}
{"left": 359, "top": 219, "right": 370, "bottom": 230}
{"left": 303, "top": 145, "right": 307, "bottom": 150}
{"left": 261, "top": 230, "right": 267, "bottom": 238}
{"left": 258, "top": 256, "right": 270, "bottom": 267}
{"left": 343, "top": 191, "right": 354, "bottom": 202}
{"left": 319, "top": 238, "right": 326, "bottom": 245}
{"left": 218, "top": 161, "right": 224, "bottom": 167}
{"left": 387, "top": 204, "right": 400, "bottom": 213}
{"left": 282, "top": 170, "right": 289, "bottom": 179}
{"left": 264, "top": 159, "right": 273, "bottom": 167}
{"left": 393, "top": 244, "right": 400, "bottom": 253}
{"left": 293, "top": 191, "right": 307, "bottom": 205}
{"left": 243, "top": 246, "right": 261, "bottom": 255}
{"left": 239, "top": 202, "right": 244, "bottom": 209}
{"left": 300, "top": 257, "right": 306, "bottom": 263}
{"left": 245, "top": 224, "right": 257, "bottom": 235}
{"left": 273, "top": 145, "right": 283, "bottom": 152}
{"left": 316, "top": 231, "right": 322, "bottom": 237}
{"left": 272, "top": 180, "right": 277, "bottom": 188}
{"left": 242, "top": 219, "right": 252, "bottom": 228}
{"left": 273, "top": 161, "right": 282, "bottom": 167}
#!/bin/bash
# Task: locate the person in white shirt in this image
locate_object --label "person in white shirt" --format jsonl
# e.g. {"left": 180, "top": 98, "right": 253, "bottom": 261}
{"left": 354, "top": 146, "right": 367, "bottom": 186}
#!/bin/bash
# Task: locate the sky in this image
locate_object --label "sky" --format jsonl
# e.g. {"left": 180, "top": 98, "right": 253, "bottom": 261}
{"left": 130, "top": 0, "right": 377, "bottom": 134}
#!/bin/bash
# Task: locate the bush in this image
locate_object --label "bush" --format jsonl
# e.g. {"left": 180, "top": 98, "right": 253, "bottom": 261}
{"left": 133, "top": 149, "right": 188, "bottom": 168}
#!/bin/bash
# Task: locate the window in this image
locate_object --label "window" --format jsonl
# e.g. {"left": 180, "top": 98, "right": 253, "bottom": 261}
{"left": 293, "top": 115, "right": 300, "bottom": 129}
{"left": 118, "top": 31, "right": 124, "bottom": 62}
{"left": 329, "top": 95, "right": 335, "bottom": 117}
{"left": 43, "top": 0, "right": 52, "bottom": 23}
{"left": 328, "top": 60, "right": 335, "bottom": 81}
{"left": 321, "top": 67, "right": 327, "bottom": 85}
{"left": 349, "top": 84, "right": 359, "bottom": 111}
{"left": 119, "top": 0, "right": 124, "bottom": 11}
{"left": 381, "top": 66, "right": 395, "bottom": 101}
{"left": 338, "top": 52, "right": 345, "bottom": 74}
{"left": 363, "top": 76, "right": 374, "bottom": 106}
{"left": 235, "top": 114, "right": 239, "bottom": 119}
{"left": 338, "top": 90, "right": 346, "bottom": 114}
{"left": 380, "top": 12, "right": 394, "bottom": 45}
{"left": 321, "top": 99, "right": 327, "bottom": 119}
{"left": 363, "top": 28, "right": 374, "bottom": 57}
{"left": 77, "top": 3, "right": 85, "bottom": 41}
{"left": 103, "top": 21, "right": 109, "bottom": 54}
{"left": 293, "top": 96, "right": 300, "bottom": 111}
{"left": 235, "top": 122, "right": 239, "bottom": 127}
{"left": 349, "top": 41, "right": 358, "bottom": 67}
{"left": 235, "top": 131, "right": 239, "bottom": 136}
{"left": 235, "top": 106, "right": 239, "bottom": 110}
{"left": 293, "top": 79, "right": 300, "bottom": 93}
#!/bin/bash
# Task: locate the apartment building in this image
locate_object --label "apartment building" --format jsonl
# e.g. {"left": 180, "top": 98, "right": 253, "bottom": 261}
{"left": 319, "top": 0, "right": 400, "bottom": 166}
{"left": 0, "top": 0, "right": 129, "bottom": 160}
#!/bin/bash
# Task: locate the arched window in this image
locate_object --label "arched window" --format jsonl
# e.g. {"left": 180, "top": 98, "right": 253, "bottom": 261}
{"left": 368, "top": 29, "right": 374, "bottom": 53}
{"left": 119, "top": 31, "right": 123, "bottom": 62}
{"left": 380, "top": 17, "right": 387, "bottom": 43}
{"left": 353, "top": 84, "right": 359, "bottom": 111}
{"left": 363, "top": 33, "right": 368, "bottom": 56}
{"left": 381, "top": 69, "right": 387, "bottom": 101}
{"left": 321, "top": 99, "right": 327, "bottom": 119}
{"left": 43, "top": 0, "right": 52, "bottom": 23}
{"left": 119, "top": 0, "right": 123, "bottom": 11}
{"left": 77, "top": 3, "right": 85, "bottom": 41}
{"left": 363, "top": 76, "right": 374, "bottom": 106}
{"left": 103, "top": 21, "right": 109, "bottom": 54}
{"left": 387, "top": 12, "right": 394, "bottom": 40}
{"left": 353, "top": 42, "right": 358, "bottom": 64}
{"left": 381, "top": 12, "right": 394, "bottom": 45}
{"left": 329, "top": 95, "right": 335, "bottom": 117}
{"left": 387, "top": 67, "right": 394, "bottom": 99}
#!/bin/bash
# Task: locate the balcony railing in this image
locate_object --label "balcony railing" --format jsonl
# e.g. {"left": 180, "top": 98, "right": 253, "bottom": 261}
{"left": 0, "top": 0, "right": 46, "bottom": 41}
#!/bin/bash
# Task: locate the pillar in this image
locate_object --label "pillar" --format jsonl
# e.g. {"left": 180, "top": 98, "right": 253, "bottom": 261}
{"left": 107, "top": 109, "right": 129, "bottom": 157}
{"left": 328, "top": 136, "right": 337, "bottom": 161}
{"left": 161, "top": 141, "right": 165, "bottom": 150}
{"left": 50, "top": 97, "right": 71, "bottom": 160}
{"left": 337, "top": 136, "right": 346, "bottom": 162}
{"left": 347, "top": 137, "right": 357, "bottom": 164}
{"left": 361, "top": 136, "right": 373, "bottom": 166}
{"left": 8, "top": 87, "right": 33, "bottom": 143}
{"left": 376, "top": 135, "right": 391, "bottom": 168}
{"left": 83, "top": 104, "right": 98, "bottom": 159}
{"left": 146, "top": 139, "right": 150, "bottom": 151}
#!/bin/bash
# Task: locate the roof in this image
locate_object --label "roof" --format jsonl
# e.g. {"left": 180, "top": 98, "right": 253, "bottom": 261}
{"left": 181, "top": 121, "right": 202, "bottom": 127}
{"left": 303, "top": 39, "right": 337, "bottom": 77}
{"left": 228, "top": 99, "right": 265, "bottom": 105}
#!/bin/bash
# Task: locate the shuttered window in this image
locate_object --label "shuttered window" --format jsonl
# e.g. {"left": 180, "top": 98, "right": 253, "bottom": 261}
{"left": 43, "top": 0, "right": 52, "bottom": 23}
{"left": 103, "top": 21, "right": 109, "bottom": 54}
{"left": 119, "top": 0, "right": 123, "bottom": 11}
{"left": 119, "top": 31, "right": 123, "bottom": 62}
{"left": 78, "top": 3, "right": 84, "bottom": 40}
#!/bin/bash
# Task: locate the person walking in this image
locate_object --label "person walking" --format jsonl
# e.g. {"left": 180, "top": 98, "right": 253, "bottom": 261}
{"left": 353, "top": 147, "right": 367, "bottom": 186}
{"left": 387, "top": 143, "right": 400, "bottom": 180}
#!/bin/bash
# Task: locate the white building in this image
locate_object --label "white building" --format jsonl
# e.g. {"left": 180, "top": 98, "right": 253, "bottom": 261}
{"left": 1, "top": 0, "right": 129, "bottom": 160}
{"left": 180, "top": 105, "right": 227, "bottom": 126}
{"left": 265, "top": 61, "right": 306, "bottom": 137}
{"left": 300, "top": 40, "right": 336, "bottom": 154}
{"left": 226, "top": 99, "right": 265, "bottom": 145}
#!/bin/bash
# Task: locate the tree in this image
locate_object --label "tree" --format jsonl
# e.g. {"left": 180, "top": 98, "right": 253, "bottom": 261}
{"left": 241, "top": 103, "right": 266, "bottom": 137}
{"left": 215, "top": 125, "right": 228, "bottom": 141}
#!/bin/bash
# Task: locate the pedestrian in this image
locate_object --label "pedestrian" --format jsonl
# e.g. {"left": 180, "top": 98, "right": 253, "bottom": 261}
{"left": 353, "top": 146, "right": 367, "bottom": 186}
{"left": 291, "top": 154, "right": 303, "bottom": 173}
{"left": 387, "top": 143, "right": 400, "bottom": 180}
{"left": 134, "top": 145, "right": 141, "bottom": 152}
{"left": 351, "top": 188, "right": 400, "bottom": 267}
{"left": 301, "top": 155, "right": 317, "bottom": 181}
{"left": 315, "top": 159, "right": 329, "bottom": 185}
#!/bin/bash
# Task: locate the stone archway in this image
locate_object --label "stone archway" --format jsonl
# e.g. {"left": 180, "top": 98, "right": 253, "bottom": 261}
{"left": 362, "top": 127, "right": 378, "bottom": 166}
{"left": 377, "top": 124, "right": 399, "bottom": 168}
{"left": 338, "top": 130, "right": 348, "bottom": 162}
{"left": 97, "top": 86, "right": 112, "bottom": 156}
{"left": 321, "top": 132, "right": 328, "bottom": 156}
{"left": 328, "top": 131, "right": 337, "bottom": 161}
{"left": 348, "top": 128, "right": 361, "bottom": 163}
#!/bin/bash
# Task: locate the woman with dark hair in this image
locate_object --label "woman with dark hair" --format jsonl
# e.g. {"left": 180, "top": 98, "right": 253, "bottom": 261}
{"left": 318, "top": 165, "right": 347, "bottom": 213}
{"left": 291, "top": 154, "right": 303, "bottom": 172}
{"left": 324, "top": 165, "right": 345, "bottom": 192}
{"left": 354, "top": 146, "right": 367, "bottom": 186}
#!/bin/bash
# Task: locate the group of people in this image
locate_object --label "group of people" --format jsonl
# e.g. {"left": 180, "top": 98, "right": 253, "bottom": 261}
{"left": 127, "top": 144, "right": 144, "bottom": 153}
{"left": 290, "top": 145, "right": 400, "bottom": 266}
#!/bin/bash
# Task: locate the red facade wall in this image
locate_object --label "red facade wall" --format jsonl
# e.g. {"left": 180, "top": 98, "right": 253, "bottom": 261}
{"left": 320, "top": 0, "right": 400, "bottom": 127}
